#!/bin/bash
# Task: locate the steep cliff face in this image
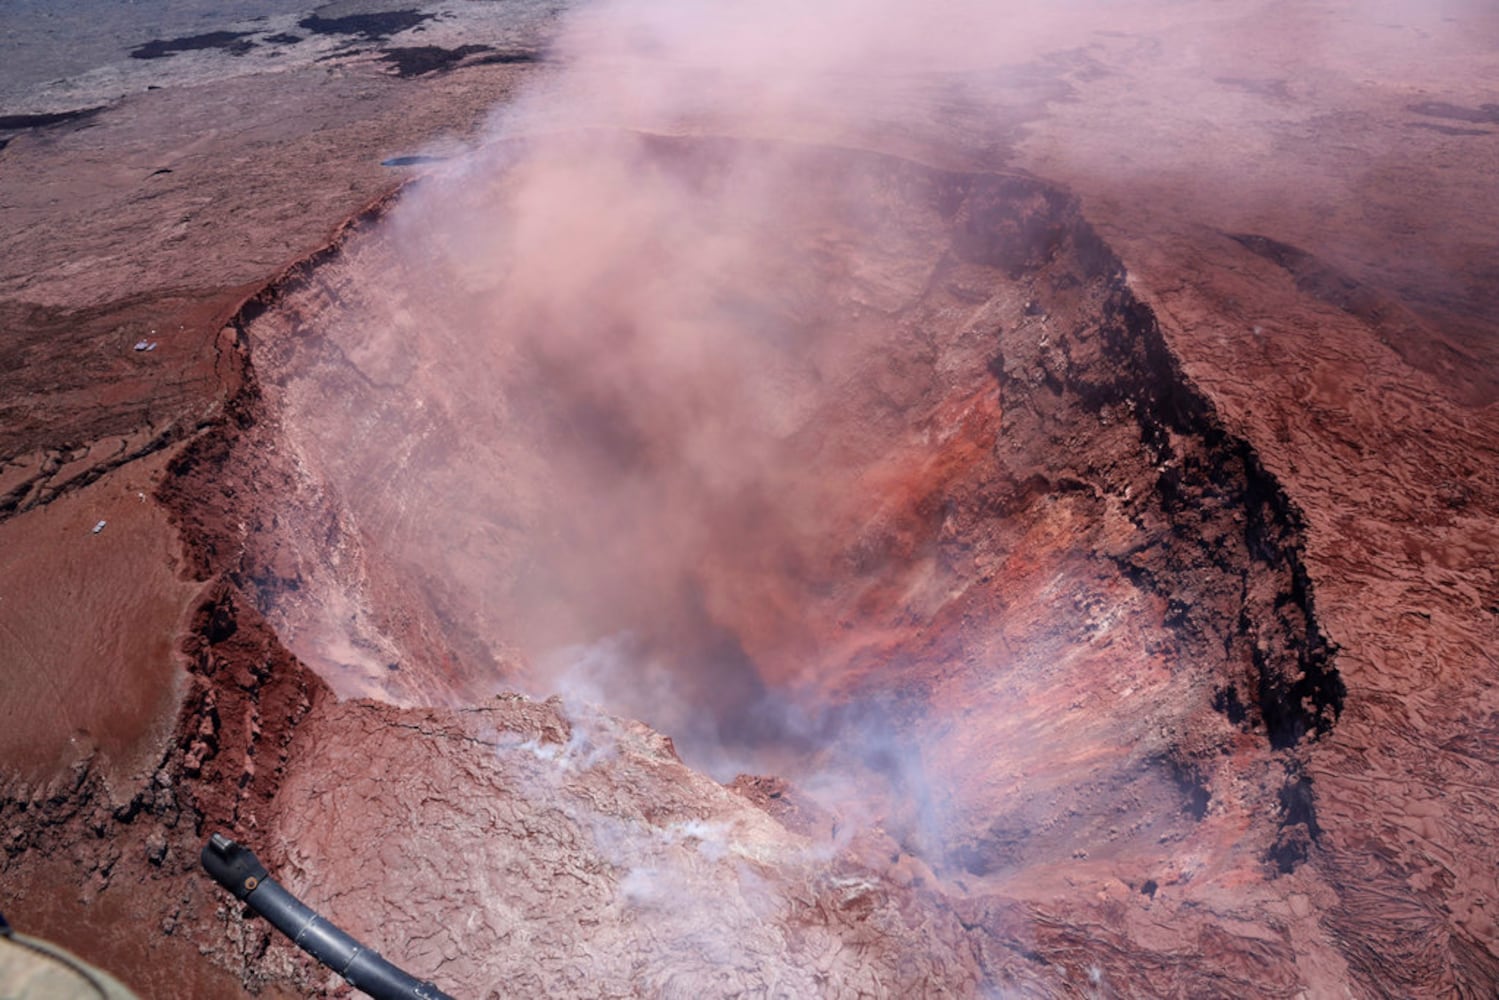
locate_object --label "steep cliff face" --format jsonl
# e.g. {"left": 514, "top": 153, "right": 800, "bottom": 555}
{"left": 1098, "top": 220, "right": 1499, "bottom": 998}
{"left": 893, "top": 171, "right": 1345, "bottom": 883}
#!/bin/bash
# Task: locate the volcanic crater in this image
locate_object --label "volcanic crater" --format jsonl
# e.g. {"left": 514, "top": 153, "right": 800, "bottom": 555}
{"left": 145, "top": 133, "right": 1347, "bottom": 970}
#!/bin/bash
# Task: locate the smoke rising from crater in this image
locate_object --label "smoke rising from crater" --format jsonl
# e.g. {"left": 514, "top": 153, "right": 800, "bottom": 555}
{"left": 389, "top": 126, "right": 984, "bottom": 789}
{"left": 362, "top": 0, "right": 1068, "bottom": 833}
{"left": 257, "top": 0, "right": 1427, "bottom": 878}
{"left": 301, "top": 0, "right": 1110, "bottom": 812}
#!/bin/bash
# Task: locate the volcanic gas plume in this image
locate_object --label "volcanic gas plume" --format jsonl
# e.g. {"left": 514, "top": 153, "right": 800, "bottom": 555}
{"left": 222, "top": 6, "right": 1339, "bottom": 899}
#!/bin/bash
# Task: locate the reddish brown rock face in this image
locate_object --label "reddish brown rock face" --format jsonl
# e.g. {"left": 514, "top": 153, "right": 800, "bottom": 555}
{"left": 2, "top": 1, "right": 1497, "bottom": 998}
{"left": 152, "top": 133, "right": 1349, "bottom": 993}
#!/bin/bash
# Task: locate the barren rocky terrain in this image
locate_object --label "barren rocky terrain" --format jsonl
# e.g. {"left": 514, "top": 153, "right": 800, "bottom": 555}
{"left": 2, "top": 1, "right": 1496, "bottom": 997}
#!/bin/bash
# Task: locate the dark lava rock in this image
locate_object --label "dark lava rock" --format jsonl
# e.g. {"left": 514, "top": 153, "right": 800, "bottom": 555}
{"left": 130, "top": 32, "right": 257, "bottom": 60}
{"left": 297, "top": 11, "right": 433, "bottom": 42}
{"left": 379, "top": 44, "right": 493, "bottom": 78}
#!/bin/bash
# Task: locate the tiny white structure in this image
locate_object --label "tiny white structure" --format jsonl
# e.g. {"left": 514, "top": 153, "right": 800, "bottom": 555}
{"left": 92, "top": 520, "right": 107, "bottom": 534}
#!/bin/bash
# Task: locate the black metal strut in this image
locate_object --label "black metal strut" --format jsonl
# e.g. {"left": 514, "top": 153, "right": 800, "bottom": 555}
{"left": 202, "top": 833, "right": 455, "bottom": 1000}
